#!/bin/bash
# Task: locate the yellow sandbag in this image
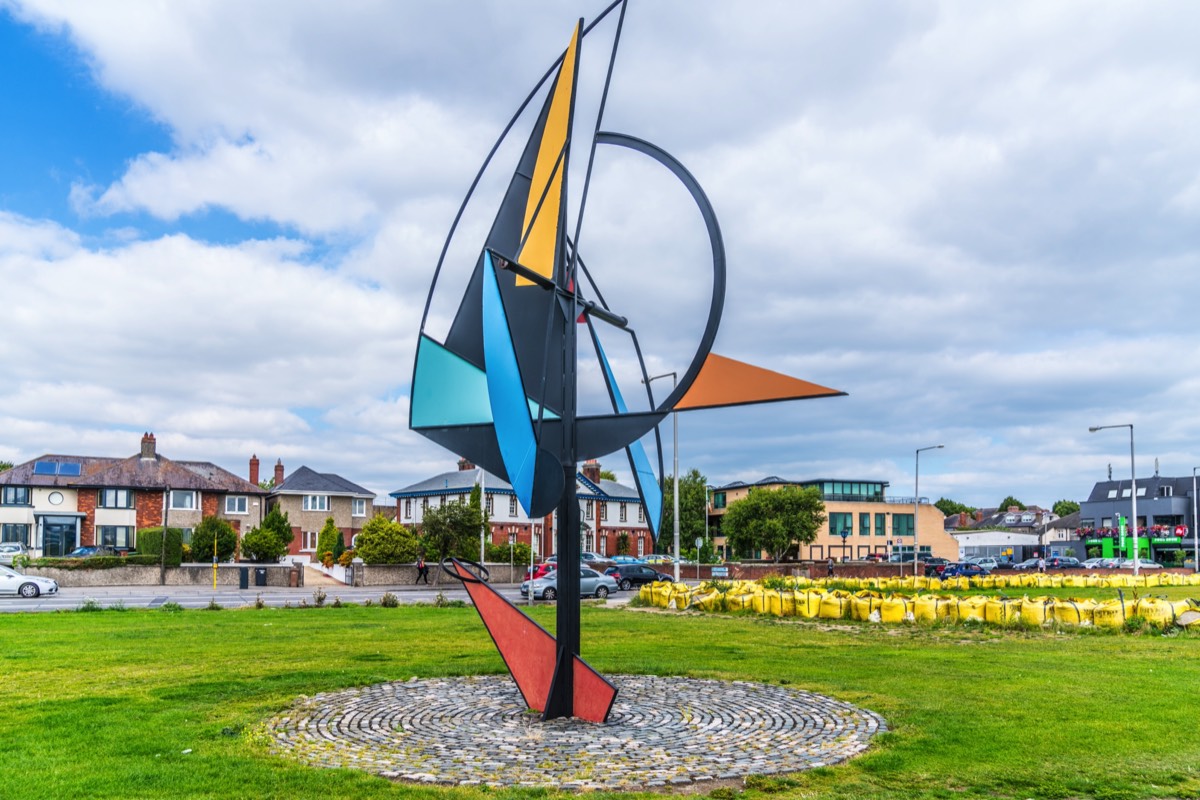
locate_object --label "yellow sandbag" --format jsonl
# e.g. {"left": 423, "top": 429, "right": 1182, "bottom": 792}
{"left": 691, "top": 591, "right": 720, "bottom": 611}
{"left": 958, "top": 596, "right": 988, "bottom": 623}
{"left": 979, "top": 576, "right": 996, "bottom": 590}
{"left": 991, "top": 574, "right": 1011, "bottom": 589}
{"left": 1135, "top": 597, "right": 1175, "bottom": 625}
{"left": 984, "top": 597, "right": 1019, "bottom": 625}
{"left": 726, "top": 592, "right": 756, "bottom": 612}
{"left": 1052, "top": 598, "right": 1096, "bottom": 626}
{"left": 1092, "top": 598, "right": 1128, "bottom": 629}
{"left": 880, "top": 595, "right": 910, "bottom": 623}
{"left": 913, "top": 576, "right": 929, "bottom": 590}
{"left": 851, "top": 592, "right": 881, "bottom": 621}
{"left": 913, "top": 594, "right": 939, "bottom": 622}
{"left": 795, "top": 590, "right": 823, "bottom": 619}
{"left": 1062, "top": 575, "right": 1086, "bottom": 588}
{"left": 639, "top": 584, "right": 654, "bottom": 604}
{"left": 926, "top": 577, "right": 942, "bottom": 591}
{"left": 762, "top": 590, "right": 783, "bottom": 616}
{"left": 818, "top": 592, "right": 849, "bottom": 620}
{"left": 752, "top": 592, "right": 768, "bottom": 615}
{"left": 937, "top": 595, "right": 960, "bottom": 622}
{"left": 1019, "top": 596, "right": 1052, "bottom": 625}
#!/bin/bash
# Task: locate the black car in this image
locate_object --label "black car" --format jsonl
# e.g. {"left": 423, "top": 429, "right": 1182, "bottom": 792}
{"left": 603, "top": 563, "right": 673, "bottom": 590}
{"left": 922, "top": 557, "right": 952, "bottom": 577}
{"left": 1046, "top": 556, "right": 1083, "bottom": 570}
{"left": 940, "top": 562, "right": 989, "bottom": 579}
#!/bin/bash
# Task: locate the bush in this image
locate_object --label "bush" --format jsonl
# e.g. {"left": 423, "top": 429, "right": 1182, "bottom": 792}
{"left": 380, "top": 592, "right": 399, "bottom": 608}
{"left": 138, "top": 527, "right": 184, "bottom": 567}
{"left": 315, "top": 518, "right": 340, "bottom": 564}
{"left": 485, "top": 541, "right": 532, "bottom": 564}
{"left": 355, "top": 514, "right": 419, "bottom": 564}
{"left": 190, "top": 516, "right": 238, "bottom": 563}
{"left": 241, "top": 526, "right": 290, "bottom": 563}
{"left": 337, "top": 549, "right": 355, "bottom": 567}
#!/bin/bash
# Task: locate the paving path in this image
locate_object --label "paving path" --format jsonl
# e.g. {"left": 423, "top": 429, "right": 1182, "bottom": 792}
{"left": 267, "top": 674, "right": 886, "bottom": 791}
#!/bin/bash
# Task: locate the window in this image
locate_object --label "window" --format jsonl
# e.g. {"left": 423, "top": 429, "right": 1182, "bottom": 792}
{"left": 619, "top": 503, "right": 627, "bottom": 522}
{"left": 99, "top": 489, "right": 133, "bottom": 509}
{"left": 600, "top": 503, "right": 608, "bottom": 521}
{"left": 97, "top": 526, "right": 133, "bottom": 549}
{"left": 1136, "top": 487, "right": 1146, "bottom": 497}
{"left": 637, "top": 535, "right": 645, "bottom": 557}
{"left": 1, "top": 487, "right": 30, "bottom": 506}
{"left": 302, "top": 531, "right": 319, "bottom": 551}
{"left": 829, "top": 513, "right": 852, "bottom": 537}
{"left": 598, "top": 536, "right": 607, "bottom": 556}
{"left": 352, "top": 498, "right": 366, "bottom": 517}
{"left": 1107, "top": 489, "right": 1117, "bottom": 499}
{"left": 893, "top": 513, "right": 914, "bottom": 538}
{"left": 485, "top": 495, "right": 494, "bottom": 514}
{"left": 638, "top": 505, "right": 644, "bottom": 523}
{"left": 303, "top": 495, "right": 329, "bottom": 512}
{"left": 1, "top": 523, "right": 30, "bottom": 545}
{"left": 170, "top": 490, "right": 196, "bottom": 510}
{"left": 404, "top": 499, "right": 412, "bottom": 519}
{"left": 421, "top": 497, "right": 429, "bottom": 512}
{"left": 713, "top": 492, "right": 726, "bottom": 509}
{"left": 225, "top": 495, "right": 248, "bottom": 515}
{"left": 585, "top": 502, "right": 593, "bottom": 520}
{"left": 875, "top": 513, "right": 887, "bottom": 536}
{"left": 859, "top": 512, "right": 871, "bottom": 536}
{"left": 508, "top": 496, "right": 517, "bottom": 516}
{"left": 1159, "top": 485, "right": 1173, "bottom": 497}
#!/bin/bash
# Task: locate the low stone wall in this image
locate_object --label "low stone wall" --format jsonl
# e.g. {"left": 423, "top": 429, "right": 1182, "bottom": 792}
{"left": 355, "top": 562, "right": 531, "bottom": 587}
{"left": 27, "top": 563, "right": 298, "bottom": 588}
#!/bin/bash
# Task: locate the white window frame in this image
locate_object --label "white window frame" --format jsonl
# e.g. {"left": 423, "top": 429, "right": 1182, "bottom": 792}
{"left": 404, "top": 499, "right": 412, "bottom": 519}
{"left": 303, "top": 495, "right": 330, "bottom": 512}
{"left": 619, "top": 503, "right": 627, "bottom": 522}
{"left": 225, "top": 495, "right": 248, "bottom": 515}
{"left": 99, "top": 488, "right": 133, "bottom": 509}
{"left": 302, "top": 530, "right": 319, "bottom": 551}
{"left": 170, "top": 490, "right": 197, "bottom": 510}
{"left": 508, "top": 496, "right": 517, "bottom": 516}
{"left": 352, "top": 498, "right": 367, "bottom": 517}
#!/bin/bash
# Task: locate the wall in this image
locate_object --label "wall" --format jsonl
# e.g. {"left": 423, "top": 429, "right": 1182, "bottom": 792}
{"left": 26, "top": 563, "right": 299, "bottom": 587}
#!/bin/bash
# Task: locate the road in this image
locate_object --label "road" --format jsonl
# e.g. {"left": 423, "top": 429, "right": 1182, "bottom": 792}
{"left": 0, "top": 581, "right": 639, "bottom": 613}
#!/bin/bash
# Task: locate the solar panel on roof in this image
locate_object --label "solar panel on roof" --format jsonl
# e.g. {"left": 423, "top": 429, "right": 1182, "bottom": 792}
{"left": 33, "top": 461, "right": 57, "bottom": 475}
{"left": 57, "top": 463, "right": 82, "bottom": 476}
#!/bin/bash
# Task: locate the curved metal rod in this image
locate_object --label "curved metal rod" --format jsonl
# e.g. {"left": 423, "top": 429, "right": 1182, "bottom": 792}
{"left": 441, "top": 556, "right": 491, "bottom": 584}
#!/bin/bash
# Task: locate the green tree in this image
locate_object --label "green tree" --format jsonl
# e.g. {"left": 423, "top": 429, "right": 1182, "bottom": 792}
{"left": 1053, "top": 499, "right": 1080, "bottom": 517}
{"left": 0, "top": 460, "right": 13, "bottom": 473}
{"left": 260, "top": 505, "right": 295, "bottom": 551}
{"left": 935, "top": 497, "right": 975, "bottom": 517}
{"left": 420, "top": 501, "right": 482, "bottom": 575}
{"left": 190, "top": 516, "right": 238, "bottom": 562}
{"left": 240, "top": 526, "right": 290, "bottom": 562}
{"left": 355, "top": 514, "right": 419, "bottom": 564}
{"left": 469, "top": 483, "right": 490, "bottom": 561}
{"left": 599, "top": 469, "right": 617, "bottom": 481}
{"left": 258, "top": 477, "right": 275, "bottom": 491}
{"left": 659, "top": 468, "right": 709, "bottom": 554}
{"left": 616, "top": 531, "right": 630, "bottom": 555}
{"left": 138, "top": 526, "right": 183, "bottom": 566}
{"left": 315, "top": 517, "right": 340, "bottom": 562}
{"left": 997, "top": 496, "right": 1026, "bottom": 511}
{"left": 722, "top": 485, "right": 826, "bottom": 563}
{"left": 486, "top": 540, "right": 532, "bottom": 564}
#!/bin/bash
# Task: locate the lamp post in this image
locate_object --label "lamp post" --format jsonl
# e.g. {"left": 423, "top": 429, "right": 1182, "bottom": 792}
{"left": 914, "top": 445, "right": 944, "bottom": 578}
{"left": 1089, "top": 424, "right": 1139, "bottom": 576}
{"left": 1193, "top": 467, "right": 1199, "bottom": 574}
{"left": 645, "top": 371, "right": 679, "bottom": 582}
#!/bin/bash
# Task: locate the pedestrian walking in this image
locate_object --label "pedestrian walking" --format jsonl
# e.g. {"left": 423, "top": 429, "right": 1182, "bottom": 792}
{"left": 416, "top": 553, "right": 429, "bottom": 584}
{"left": 827, "top": 556, "right": 835, "bottom": 578}
{"left": 1037, "top": 555, "right": 1045, "bottom": 574}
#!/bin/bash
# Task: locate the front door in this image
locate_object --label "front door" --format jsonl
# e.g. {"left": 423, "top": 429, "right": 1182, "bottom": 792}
{"left": 41, "top": 520, "right": 77, "bottom": 557}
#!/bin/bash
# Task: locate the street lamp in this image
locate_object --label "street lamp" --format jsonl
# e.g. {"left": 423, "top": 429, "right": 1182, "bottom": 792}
{"left": 915, "top": 445, "right": 944, "bottom": 578}
{"left": 1089, "top": 424, "right": 1139, "bottom": 576}
{"left": 644, "top": 371, "right": 679, "bottom": 582}
{"left": 1193, "top": 467, "right": 1199, "bottom": 574}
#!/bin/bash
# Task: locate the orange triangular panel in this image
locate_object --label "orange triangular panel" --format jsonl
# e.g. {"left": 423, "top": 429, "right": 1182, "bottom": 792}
{"left": 675, "top": 353, "right": 845, "bottom": 411}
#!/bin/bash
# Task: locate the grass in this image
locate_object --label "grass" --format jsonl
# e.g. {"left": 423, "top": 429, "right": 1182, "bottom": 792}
{"left": 1, "top": 603, "right": 1198, "bottom": 799}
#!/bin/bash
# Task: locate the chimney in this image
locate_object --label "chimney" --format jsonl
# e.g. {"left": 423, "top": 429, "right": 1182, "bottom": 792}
{"left": 274, "top": 459, "right": 284, "bottom": 487}
{"left": 582, "top": 459, "right": 601, "bottom": 483}
{"left": 958, "top": 511, "right": 968, "bottom": 527}
{"left": 975, "top": 510, "right": 984, "bottom": 522}
{"left": 457, "top": 457, "right": 475, "bottom": 471}
{"left": 140, "top": 432, "right": 157, "bottom": 460}
{"left": 249, "top": 454, "right": 260, "bottom": 485}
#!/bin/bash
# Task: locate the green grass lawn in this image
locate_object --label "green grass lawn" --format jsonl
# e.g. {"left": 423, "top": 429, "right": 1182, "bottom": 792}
{"left": 2, "top": 602, "right": 1198, "bottom": 799}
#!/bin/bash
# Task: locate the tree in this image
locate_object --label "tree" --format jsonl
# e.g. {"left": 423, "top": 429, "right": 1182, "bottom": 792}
{"left": 0, "top": 460, "right": 13, "bottom": 473}
{"left": 658, "top": 468, "right": 709, "bottom": 554}
{"left": 191, "top": 516, "right": 238, "bottom": 562}
{"left": 138, "top": 526, "right": 183, "bottom": 566}
{"left": 722, "top": 485, "right": 826, "bottom": 563}
{"left": 316, "top": 517, "right": 340, "bottom": 564}
{"left": 241, "top": 526, "right": 290, "bottom": 562}
{"left": 997, "top": 496, "right": 1026, "bottom": 511}
{"left": 420, "top": 500, "right": 482, "bottom": 575}
{"left": 258, "top": 477, "right": 275, "bottom": 491}
{"left": 599, "top": 469, "right": 617, "bottom": 481}
{"left": 260, "top": 505, "right": 295, "bottom": 550}
{"left": 935, "top": 497, "right": 975, "bottom": 517}
{"left": 468, "top": 483, "right": 490, "bottom": 561}
{"left": 355, "top": 514, "right": 419, "bottom": 564}
{"left": 1053, "top": 499, "right": 1080, "bottom": 517}
{"left": 616, "top": 531, "right": 630, "bottom": 555}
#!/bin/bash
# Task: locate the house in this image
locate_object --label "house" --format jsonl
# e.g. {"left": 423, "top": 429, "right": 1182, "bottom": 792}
{"left": 1077, "top": 475, "right": 1197, "bottom": 561}
{"left": 266, "top": 461, "right": 375, "bottom": 560}
{"left": 707, "top": 476, "right": 957, "bottom": 562}
{"left": 0, "top": 433, "right": 266, "bottom": 556}
{"left": 390, "top": 458, "right": 652, "bottom": 560}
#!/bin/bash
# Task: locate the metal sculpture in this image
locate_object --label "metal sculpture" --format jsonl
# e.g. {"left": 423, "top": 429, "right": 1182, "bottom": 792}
{"left": 410, "top": 0, "right": 843, "bottom": 722}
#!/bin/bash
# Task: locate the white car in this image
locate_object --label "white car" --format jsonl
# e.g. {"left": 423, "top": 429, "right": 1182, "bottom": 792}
{"left": 967, "top": 556, "right": 1000, "bottom": 570}
{"left": 0, "top": 542, "right": 26, "bottom": 566}
{"left": 0, "top": 565, "right": 59, "bottom": 598}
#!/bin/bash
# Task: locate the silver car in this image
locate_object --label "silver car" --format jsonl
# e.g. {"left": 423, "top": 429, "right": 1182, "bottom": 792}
{"left": 0, "top": 565, "right": 59, "bottom": 598}
{"left": 0, "top": 542, "right": 26, "bottom": 566}
{"left": 521, "top": 566, "right": 618, "bottom": 600}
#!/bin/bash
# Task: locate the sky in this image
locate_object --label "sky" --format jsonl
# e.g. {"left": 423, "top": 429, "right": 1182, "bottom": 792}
{"left": 3, "top": 0, "right": 1200, "bottom": 513}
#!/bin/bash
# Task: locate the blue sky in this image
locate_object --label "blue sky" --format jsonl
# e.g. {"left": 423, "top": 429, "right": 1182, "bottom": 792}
{"left": 3, "top": 0, "right": 1200, "bottom": 515}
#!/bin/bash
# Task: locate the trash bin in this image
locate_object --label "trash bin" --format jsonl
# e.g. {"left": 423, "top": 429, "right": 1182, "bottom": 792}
{"left": 255, "top": 567, "right": 267, "bottom": 587}
{"left": 238, "top": 567, "right": 249, "bottom": 590}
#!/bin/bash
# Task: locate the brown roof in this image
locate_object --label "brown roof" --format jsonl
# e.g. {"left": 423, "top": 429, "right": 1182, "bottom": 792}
{"left": 0, "top": 452, "right": 265, "bottom": 495}
{"left": 0, "top": 455, "right": 120, "bottom": 487}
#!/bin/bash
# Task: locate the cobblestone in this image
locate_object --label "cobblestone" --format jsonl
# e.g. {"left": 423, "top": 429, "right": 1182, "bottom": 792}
{"left": 266, "top": 675, "right": 887, "bottom": 791}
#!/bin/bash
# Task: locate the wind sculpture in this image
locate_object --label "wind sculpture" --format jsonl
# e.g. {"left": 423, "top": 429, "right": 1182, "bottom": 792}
{"left": 410, "top": 0, "right": 844, "bottom": 723}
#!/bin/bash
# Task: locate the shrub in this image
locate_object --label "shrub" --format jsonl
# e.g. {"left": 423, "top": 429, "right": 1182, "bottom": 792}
{"left": 78, "top": 598, "right": 103, "bottom": 612}
{"left": 138, "top": 527, "right": 184, "bottom": 567}
{"left": 190, "top": 516, "right": 238, "bottom": 562}
{"left": 312, "top": 588, "right": 327, "bottom": 607}
{"left": 241, "top": 525, "right": 289, "bottom": 563}
{"left": 160, "top": 602, "right": 183, "bottom": 613}
{"left": 355, "top": 514, "right": 419, "bottom": 564}
{"left": 380, "top": 592, "right": 399, "bottom": 608}
{"left": 485, "top": 541, "right": 532, "bottom": 564}
{"left": 315, "top": 518, "right": 340, "bottom": 564}
{"left": 337, "top": 549, "right": 355, "bottom": 568}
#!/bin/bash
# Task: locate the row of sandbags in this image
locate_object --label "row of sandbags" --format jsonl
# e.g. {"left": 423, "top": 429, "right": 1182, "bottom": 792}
{"left": 639, "top": 582, "right": 1200, "bottom": 629}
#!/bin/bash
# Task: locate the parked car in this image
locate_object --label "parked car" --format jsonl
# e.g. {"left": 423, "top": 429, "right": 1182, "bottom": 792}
{"left": 608, "top": 555, "right": 643, "bottom": 564}
{"left": 521, "top": 567, "right": 617, "bottom": 600}
{"left": 940, "top": 562, "right": 990, "bottom": 579}
{"left": 523, "top": 562, "right": 557, "bottom": 581}
{"left": 1113, "top": 558, "right": 1162, "bottom": 569}
{"left": 1012, "top": 558, "right": 1042, "bottom": 571}
{"left": 545, "top": 552, "right": 605, "bottom": 563}
{"left": 967, "top": 556, "right": 1001, "bottom": 571}
{"left": 65, "top": 545, "right": 117, "bottom": 558}
{"left": 922, "top": 557, "right": 952, "bottom": 577}
{"left": 1045, "top": 556, "right": 1083, "bottom": 570}
{"left": 864, "top": 552, "right": 886, "bottom": 562}
{"left": 1081, "top": 557, "right": 1108, "bottom": 569}
{"left": 603, "top": 563, "right": 673, "bottom": 590}
{"left": 0, "top": 565, "right": 58, "bottom": 598}
{"left": 0, "top": 543, "right": 27, "bottom": 566}
{"left": 642, "top": 554, "right": 678, "bottom": 565}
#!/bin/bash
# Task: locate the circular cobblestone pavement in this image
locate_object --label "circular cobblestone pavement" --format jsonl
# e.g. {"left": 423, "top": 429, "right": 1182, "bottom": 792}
{"left": 267, "top": 675, "right": 887, "bottom": 790}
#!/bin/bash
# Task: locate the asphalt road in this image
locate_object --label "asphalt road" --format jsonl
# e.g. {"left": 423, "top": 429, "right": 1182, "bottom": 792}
{"left": 0, "top": 581, "right": 638, "bottom": 613}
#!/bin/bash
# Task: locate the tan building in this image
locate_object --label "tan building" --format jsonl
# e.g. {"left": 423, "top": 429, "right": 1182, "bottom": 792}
{"left": 266, "top": 461, "right": 375, "bottom": 561}
{"left": 708, "top": 476, "right": 956, "bottom": 562}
